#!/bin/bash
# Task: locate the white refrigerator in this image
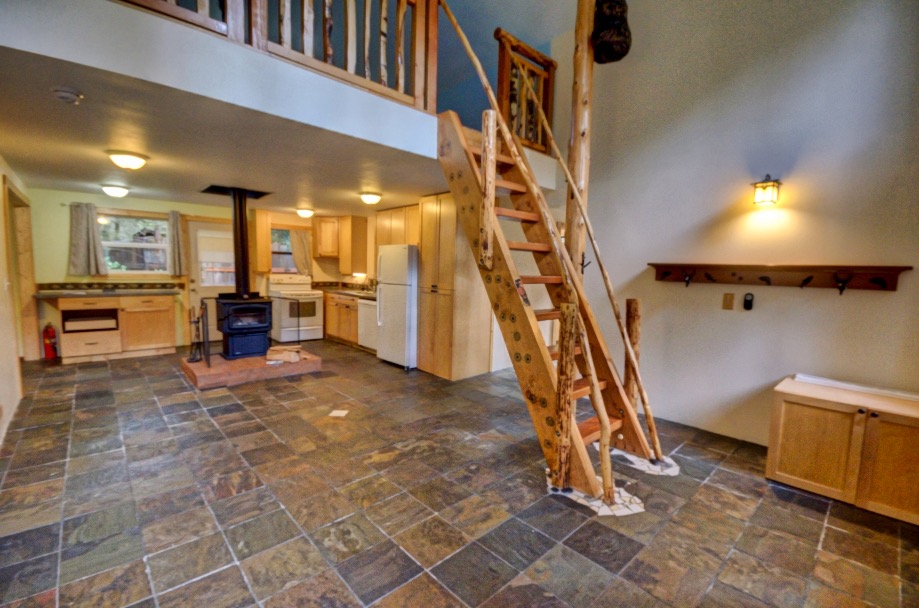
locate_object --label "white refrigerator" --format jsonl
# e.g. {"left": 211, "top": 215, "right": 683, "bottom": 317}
{"left": 376, "top": 244, "right": 418, "bottom": 369}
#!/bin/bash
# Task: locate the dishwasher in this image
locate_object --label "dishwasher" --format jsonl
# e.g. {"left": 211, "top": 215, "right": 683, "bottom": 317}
{"left": 357, "top": 299, "right": 378, "bottom": 351}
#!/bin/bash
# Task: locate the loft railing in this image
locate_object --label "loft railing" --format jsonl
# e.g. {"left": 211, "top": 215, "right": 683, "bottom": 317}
{"left": 120, "top": 0, "right": 438, "bottom": 112}
{"left": 494, "top": 28, "right": 556, "bottom": 153}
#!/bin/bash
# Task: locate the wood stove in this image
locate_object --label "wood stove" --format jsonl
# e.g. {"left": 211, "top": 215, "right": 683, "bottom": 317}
{"left": 203, "top": 185, "right": 273, "bottom": 360}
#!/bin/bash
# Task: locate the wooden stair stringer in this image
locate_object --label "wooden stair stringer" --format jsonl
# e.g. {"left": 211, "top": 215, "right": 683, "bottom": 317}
{"left": 506, "top": 150, "right": 654, "bottom": 460}
{"left": 438, "top": 111, "right": 601, "bottom": 497}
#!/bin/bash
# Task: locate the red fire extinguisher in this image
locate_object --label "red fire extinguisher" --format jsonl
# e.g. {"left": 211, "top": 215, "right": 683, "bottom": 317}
{"left": 43, "top": 323, "right": 58, "bottom": 360}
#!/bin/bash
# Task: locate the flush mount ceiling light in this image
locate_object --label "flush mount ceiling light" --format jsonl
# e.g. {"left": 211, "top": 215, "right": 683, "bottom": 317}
{"left": 52, "top": 86, "right": 84, "bottom": 105}
{"left": 296, "top": 209, "right": 315, "bottom": 218}
{"left": 360, "top": 192, "right": 382, "bottom": 205}
{"left": 107, "top": 150, "right": 149, "bottom": 170}
{"left": 752, "top": 174, "right": 781, "bottom": 206}
{"left": 97, "top": 216, "right": 111, "bottom": 225}
{"left": 101, "top": 185, "right": 129, "bottom": 198}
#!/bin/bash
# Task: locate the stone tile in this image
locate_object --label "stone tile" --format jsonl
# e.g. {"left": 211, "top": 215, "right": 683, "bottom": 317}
{"left": 826, "top": 502, "right": 900, "bottom": 547}
{"left": 563, "top": 519, "right": 644, "bottom": 574}
{"left": 381, "top": 459, "right": 443, "bottom": 489}
{"left": 241, "top": 443, "right": 297, "bottom": 467}
{"left": 0, "top": 500, "right": 62, "bottom": 538}
{"left": 811, "top": 550, "right": 900, "bottom": 608}
{"left": 0, "top": 554, "right": 57, "bottom": 605}
{"left": 440, "top": 494, "right": 512, "bottom": 538}
{"left": 141, "top": 506, "right": 219, "bottom": 554}
{"left": 0, "top": 523, "right": 60, "bottom": 569}
{"left": 157, "top": 565, "right": 255, "bottom": 608}
{"left": 735, "top": 524, "right": 817, "bottom": 577}
{"left": 479, "top": 573, "right": 573, "bottom": 608}
{"left": 135, "top": 485, "right": 205, "bottom": 527}
{"left": 761, "top": 484, "right": 830, "bottom": 521}
{"left": 478, "top": 517, "right": 555, "bottom": 571}
{"left": 524, "top": 543, "right": 614, "bottom": 607}
{"left": 337, "top": 539, "right": 422, "bottom": 605}
{"left": 408, "top": 477, "right": 473, "bottom": 512}
{"left": 0, "top": 479, "right": 64, "bottom": 511}
{"left": 395, "top": 515, "right": 470, "bottom": 568}
{"left": 0, "top": 588, "right": 56, "bottom": 608}
{"left": 1, "top": 462, "right": 66, "bottom": 489}
{"left": 374, "top": 573, "right": 464, "bottom": 608}
{"left": 593, "top": 576, "right": 673, "bottom": 608}
{"left": 597, "top": 509, "right": 668, "bottom": 545}
{"left": 479, "top": 470, "right": 547, "bottom": 513}
{"left": 670, "top": 501, "right": 745, "bottom": 546}
{"left": 717, "top": 551, "right": 807, "bottom": 608}
{"left": 211, "top": 486, "right": 279, "bottom": 528}
{"left": 263, "top": 569, "right": 361, "bottom": 608}
{"left": 242, "top": 537, "right": 327, "bottom": 601}
{"left": 147, "top": 532, "right": 233, "bottom": 593}
{"left": 340, "top": 474, "right": 401, "bottom": 509}
{"left": 58, "top": 559, "right": 151, "bottom": 608}
{"left": 62, "top": 481, "right": 133, "bottom": 519}
{"left": 364, "top": 492, "right": 434, "bottom": 536}
{"left": 698, "top": 581, "right": 770, "bottom": 608}
{"left": 516, "top": 496, "right": 589, "bottom": 541}
{"left": 253, "top": 456, "right": 313, "bottom": 483}
{"left": 705, "top": 469, "right": 768, "bottom": 499}
{"left": 225, "top": 508, "right": 299, "bottom": 561}
{"left": 60, "top": 503, "right": 144, "bottom": 584}
{"left": 674, "top": 443, "right": 727, "bottom": 467}
{"left": 285, "top": 488, "right": 356, "bottom": 532}
{"left": 691, "top": 484, "right": 759, "bottom": 522}
{"left": 749, "top": 501, "right": 823, "bottom": 544}
{"left": 310, "top": 512, "right": 386, "bottom": 564}
{"left": 803, "top": 583, "right": 874, "bottom": 608}
{"left": 431, "top": 542, "right": 517, "bottom": 607}
{"left": 822, "top": 527, "right": 898, "bottom": 575}
{"left": 688, "top": 430, "right": 741, "bottom": 455}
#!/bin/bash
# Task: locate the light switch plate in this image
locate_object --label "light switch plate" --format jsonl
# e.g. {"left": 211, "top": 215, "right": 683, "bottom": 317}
{"left": 722, "top": 293, "right": 735, "bottom": 310}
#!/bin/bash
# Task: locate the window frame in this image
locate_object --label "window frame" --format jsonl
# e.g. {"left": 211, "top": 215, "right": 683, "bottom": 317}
{"left": 97, "top": 208, "right": 172, "bottom": 276}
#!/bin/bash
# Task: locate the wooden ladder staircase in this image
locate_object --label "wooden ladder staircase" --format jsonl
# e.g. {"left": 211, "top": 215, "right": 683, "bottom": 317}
{"left": 437, "top": 111, "right": 656, "bottom": 499}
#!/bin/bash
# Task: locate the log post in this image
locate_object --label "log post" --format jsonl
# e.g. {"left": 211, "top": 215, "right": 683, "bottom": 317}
{"left": 624, "top": 299, "right": 641, "bottom": 404}
{"left": 565, "top": 0, "right": 595, "bottom": 277}
{"left": 554, "top": 303, "right": 578, "bottom": 489}
{"left": 479, "top": 110, "right": 496, "bottom": 269}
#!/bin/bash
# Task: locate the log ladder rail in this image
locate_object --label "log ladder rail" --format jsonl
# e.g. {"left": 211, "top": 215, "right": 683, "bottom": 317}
{"left": 437, "top": 0, "right": 663, "bottom": 502}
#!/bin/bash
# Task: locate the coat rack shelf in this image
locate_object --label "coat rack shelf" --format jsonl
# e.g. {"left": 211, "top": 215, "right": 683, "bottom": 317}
{"left": 648, "top": 263, "right": 912, "bottom": 294}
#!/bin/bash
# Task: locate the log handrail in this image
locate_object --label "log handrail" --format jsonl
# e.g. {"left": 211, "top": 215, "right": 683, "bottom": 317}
{"left": 118, "top": 0, "right": 438, "bottom": 112}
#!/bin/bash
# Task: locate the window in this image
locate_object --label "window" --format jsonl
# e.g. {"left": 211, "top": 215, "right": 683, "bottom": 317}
{"left": 271, "top": 229, "right": 297, "bottom": 273}
{"left": 196, "top": 229, "right": 235, "bottom": 287}
{"left": 98, "top": 214, "right": 169, "bottom": 273}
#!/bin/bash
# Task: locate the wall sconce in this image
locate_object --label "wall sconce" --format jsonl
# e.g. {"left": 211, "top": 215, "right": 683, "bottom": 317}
{"left": 107, "top": 150, "right": 149, "bottom": 170}
{"left": 360, "top": 192, "right": 382, "bottom": 205}
{"left": 752, "top": 174, "right": 781, "bottom": 206}
{"left": 296, "top": 209, "right": 314, "bottom": 218}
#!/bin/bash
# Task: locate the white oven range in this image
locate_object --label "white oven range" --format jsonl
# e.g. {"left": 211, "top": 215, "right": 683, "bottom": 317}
{"left": 267, "top": 274, "right": 323, "bottom": 342}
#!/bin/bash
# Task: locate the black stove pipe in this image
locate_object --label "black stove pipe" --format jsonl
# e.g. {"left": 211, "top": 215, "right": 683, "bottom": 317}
{"left": 230, "top": 188, "right": 251, "bottom": 298}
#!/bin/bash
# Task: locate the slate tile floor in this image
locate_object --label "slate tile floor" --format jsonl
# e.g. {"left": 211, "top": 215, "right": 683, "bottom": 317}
{"left": 1, "top": 340, "right": 917, "bottom": 607}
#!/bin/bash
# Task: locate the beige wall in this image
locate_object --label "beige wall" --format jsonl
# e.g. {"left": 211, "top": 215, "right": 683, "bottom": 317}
{"left": 0, "top": 156, "right": 27, "bottom": 446}
{"left": 551, "top": 0, "right": 919, "bottom": 444}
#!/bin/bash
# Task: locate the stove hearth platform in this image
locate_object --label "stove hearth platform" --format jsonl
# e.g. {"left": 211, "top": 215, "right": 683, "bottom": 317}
{"left": 181, "top": 347, "right": 322, "bottom": 390}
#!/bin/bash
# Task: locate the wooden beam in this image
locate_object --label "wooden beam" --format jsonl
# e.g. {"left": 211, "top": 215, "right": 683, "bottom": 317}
{"left": 379, "top": 0, "right": 390, "bottom": 84}
{"left": 624, "top": 299, "right": 640, "bottom": 405}
{"left": 395, "top": 0, "right": 407, "bottom": 91}
{"left": 480, "top": 110, "right": 496, "bottom": 270}
{"left": 554, "top": 303, "right": 578, "bottom": 489}
{"left": 565, "top": 0, "right": 594, "bottom": 277}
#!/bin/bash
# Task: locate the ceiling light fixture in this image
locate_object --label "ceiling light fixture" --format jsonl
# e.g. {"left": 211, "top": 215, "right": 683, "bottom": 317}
{"left": 97, "top": 216, "right": 111, "bottom": 225}
{"left": 52, "top": 86, "right": 84, "bottom": 105}
{"left": 107, "top": 151, "right": 149, "bottom": 170}
{"left": 101, "top": 185, "right": 129, "bottom": 198}
{"left": 752, "top": 174, "right": 781, "bottom": 206}
{"left": 360, "top": 192, "right": 382, "bottom": 205}
{"left": 296, "top": 209, "right": 315, "bottom": 218}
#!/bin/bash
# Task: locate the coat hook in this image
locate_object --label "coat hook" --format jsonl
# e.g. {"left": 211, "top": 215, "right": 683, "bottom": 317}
{"left": 834, "top": 273, "right": 852, "bottom": 295}
{"left": 799, "top": 276, "right": 813, "bottom": 288}
{"left": 682, "top": 270, "right": 694, "bottom": 287}
{"left": 758, "top": 276, "right": 772, "bottom": 286}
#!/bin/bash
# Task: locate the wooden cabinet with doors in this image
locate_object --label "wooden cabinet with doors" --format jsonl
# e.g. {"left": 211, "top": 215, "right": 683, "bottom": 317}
{"left": 376, "top": 205, "right": 420, "bottom": 249}
{"left": 120, "top": 296, "right": 176, "bottom": 351}
{"left": 416, "top": 193, "right": 492, "bottom": 381}
{"left": 324, "top": 292, "right": 359, "bottom": 343}
{"left": 312, "top": 217, "right": 340, "bottom": 258}
{"left": 767, "top": 375, "right": 919, "bottom": 524}
{"left": 252, "top": 209, "right": 272, "bottom": 274}
{"left": 338, "top": 216, "right": 368, "bottom": 275}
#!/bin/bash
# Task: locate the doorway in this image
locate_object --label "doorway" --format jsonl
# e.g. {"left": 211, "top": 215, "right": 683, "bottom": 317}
{"left": 188, "top": 220, "right": 234, "bottom": 339}
{"left": 3, "top": 177, "right": 39, "bottom": 361}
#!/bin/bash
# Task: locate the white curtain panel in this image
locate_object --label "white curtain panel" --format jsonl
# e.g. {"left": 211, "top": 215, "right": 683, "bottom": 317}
{"left": 289, "top": 229, "right": 312, "bottom": 276}
{"left": 67, "top": 202, "right": 108, "bottom": 276}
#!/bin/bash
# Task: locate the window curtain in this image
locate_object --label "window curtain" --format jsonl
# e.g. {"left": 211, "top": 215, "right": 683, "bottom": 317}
{"left": 67, "top": 202, "right": 108, "bottom": 276}
{"left": 289, "top": 230, "right": 312, "bottom": 276}
{"left": 168, "top": 211, "right": 187, "bottom": 276}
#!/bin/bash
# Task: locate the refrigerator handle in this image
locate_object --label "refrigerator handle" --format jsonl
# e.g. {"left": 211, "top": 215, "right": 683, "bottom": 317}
{"left": 377, "top": 252, "right": 383, "bottom": 284}
{"left": 376, "top": 285, "right": 382, "bottom": 326}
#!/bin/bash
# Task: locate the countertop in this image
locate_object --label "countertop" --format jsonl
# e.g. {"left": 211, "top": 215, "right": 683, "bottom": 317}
{"left": 326, "top": 289, "right": 377, "bottom": 302}
{"left": 35, "top": 290, "right": 181, "bottom": 299}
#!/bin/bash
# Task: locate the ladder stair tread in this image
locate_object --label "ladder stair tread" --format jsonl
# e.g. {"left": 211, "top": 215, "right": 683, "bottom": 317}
{"left": 578, "top": 416, "right": 624, "bottom": 444}
{"left": 519, "top": 275, "right": 563, "bottom": 284}
{"left": 494, "top": 208, "right": 540, "bottom": 222}
{"left": 572, "top": 377, "right": 607, "bottom": 400}
{"left": 547, "top": 344, "right": 582, "bottom": 360}
{"left": 496, "top": 178, "right": 527, "bottom": 193}
{"left": 507, "top": 241, "right": 552, "bottom": 253}
{"left": 534, "top": 308, "right": 561, "bottom": 321}
{"left": 471, "top": 147, "right": 516, "bottom": 167}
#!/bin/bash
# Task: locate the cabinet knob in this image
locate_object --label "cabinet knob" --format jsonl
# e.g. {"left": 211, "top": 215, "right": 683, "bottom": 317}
{"left": 858, "top": 409, "right": 866, "bottom": 414}
{"left": 870, "top": 412, "right": 879, "bottom": 418}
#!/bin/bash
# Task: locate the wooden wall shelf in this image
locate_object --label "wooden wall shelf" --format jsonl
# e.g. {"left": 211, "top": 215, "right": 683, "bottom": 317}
{"left": 648, "top": 263, "right": 912, "bottom": 294}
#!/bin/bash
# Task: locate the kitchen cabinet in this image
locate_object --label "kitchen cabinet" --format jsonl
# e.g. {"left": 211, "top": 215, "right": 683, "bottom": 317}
{"left": 339, "top": 216, "right": 368, "bottom": 275}
{"left": 120, "top": 296, "right": 176, "bottom": 351}
{"left": 252, "top": 209, "right": 272, "bottom": 273}
{"left": 324, "top": 293, "right": 359, "bottom": 343}
{"left": 767, "top": 375, "right": 919, "bottom": 524}
{"left": 312, "top": 217, "right": 340, "bottom": 258}
{"left": 417, "top": 193, "right": 492, "bottom": 381}
{"left": 376, "top": 205, "right": 420, "bottom": 249}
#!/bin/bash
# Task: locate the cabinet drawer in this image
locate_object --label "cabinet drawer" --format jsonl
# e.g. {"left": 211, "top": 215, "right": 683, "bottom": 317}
{"left": 120, "top": 295, "right": 172, "bottom": 309}
{"left": 59, "top": 297, "right": 120, "bottom": 310}
{"left": 60, "top": 330, "right": 122, "bottom": 357}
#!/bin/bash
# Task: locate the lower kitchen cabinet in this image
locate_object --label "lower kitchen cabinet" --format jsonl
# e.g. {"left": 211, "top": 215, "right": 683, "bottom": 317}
{"left": 767, "top": 375, "right": 919, "bottom": 524}
{"left": 324, "top": 293, "right": 358, "bottom": 343}
{"left": 120, "top": 296, "right": 176, "bottom": 351}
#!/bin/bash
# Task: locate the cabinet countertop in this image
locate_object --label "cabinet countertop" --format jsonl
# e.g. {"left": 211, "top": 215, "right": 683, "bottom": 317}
{"left": 35, "top": 290, "right": 181, "bottom": 299}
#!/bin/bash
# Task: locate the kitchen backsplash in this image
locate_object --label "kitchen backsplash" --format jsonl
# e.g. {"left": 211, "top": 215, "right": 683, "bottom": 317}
{"left": 39, "top": 282, "right": 185, "bottom": 291}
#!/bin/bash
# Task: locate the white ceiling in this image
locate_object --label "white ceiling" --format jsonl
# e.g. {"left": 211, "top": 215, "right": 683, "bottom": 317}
{"left": 0, "top": 1, "right": 575, "bottom": 216}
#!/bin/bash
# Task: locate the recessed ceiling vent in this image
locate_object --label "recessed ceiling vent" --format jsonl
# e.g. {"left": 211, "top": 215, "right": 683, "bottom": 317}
{"left": 52, "top": 86, "right": 84, "bottom": 105}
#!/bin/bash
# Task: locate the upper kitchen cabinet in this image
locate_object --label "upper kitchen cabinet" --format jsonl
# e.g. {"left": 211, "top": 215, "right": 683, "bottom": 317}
{"left": 252, "top": 209, "right": 272, "bottom": 273}
{"left": 339, "top": 216, "right": 368, "bottom": 275}
{"left": 312, "top": 217, "right": 340, "bottom": 258}
{"left": 377, "top": 205, "right": 420, "bottom": 249}
{"left": 419, "top": 194, "right": 456, "bottom": 292}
